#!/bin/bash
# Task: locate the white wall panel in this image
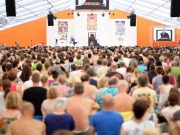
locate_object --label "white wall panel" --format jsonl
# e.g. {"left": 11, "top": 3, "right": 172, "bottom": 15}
{"left": 47, "top": 11, "right": 137, "bottom": 47}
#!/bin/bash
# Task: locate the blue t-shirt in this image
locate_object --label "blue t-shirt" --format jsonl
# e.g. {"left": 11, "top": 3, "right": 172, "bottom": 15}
{"left": 45, "top": 113, "right": 74, "bottom": 135}
{"left": 90, "top": 79, "right": 98, "bottom": 87}
{"left": 138, "top": 65, "right": 147, "bottom": 73}
{"left": 90, "top": 110, "right": 124, "bottom": 135}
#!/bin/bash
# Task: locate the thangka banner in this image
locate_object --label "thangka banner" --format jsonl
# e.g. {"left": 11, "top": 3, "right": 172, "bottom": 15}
{"left": 58, "top": 21, "right": 68, "bottom": 40}
{"left": 58, "top": 21, "right": 68, "bottom": 34}
{"left": 115, "top": 21, "right": 125, "bottom": 35}
{"left": 87, "top": 14, "right": 97, "bottom": 30}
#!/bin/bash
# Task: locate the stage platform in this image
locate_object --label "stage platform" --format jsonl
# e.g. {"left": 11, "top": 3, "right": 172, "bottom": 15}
{"left": 153, "top": 41, "right": 179, "bottom": 47}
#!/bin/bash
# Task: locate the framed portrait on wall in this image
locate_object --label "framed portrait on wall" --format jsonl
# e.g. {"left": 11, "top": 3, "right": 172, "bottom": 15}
{"left": 87, "top": 14, "right": 97, "bottom": 30}
{"left": 58, "top": 21, "right": 68, "bottom": 34}
{"left": 115, "top": 21, "right": 126, "bottom": 35}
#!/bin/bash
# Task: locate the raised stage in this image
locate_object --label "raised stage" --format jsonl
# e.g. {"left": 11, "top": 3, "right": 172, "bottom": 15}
{"left": 153, "top": 41, "right": 179, "bottom": 47}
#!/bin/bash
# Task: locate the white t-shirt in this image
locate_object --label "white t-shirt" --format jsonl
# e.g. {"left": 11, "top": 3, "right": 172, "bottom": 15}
{"left": 17, "top": 71, "right": 22, "bottom": 78}
{"left": 158, "top": 84, "right": 172, "bottom": 109}
{"left": 0, "top": 92, "right": 5, "bottom": 113}
{"left": 162, "top": 105, "right": 180, "bottom": 123}
{"left": 69, "top": 70, "right": 84, "bottom": 79}
{"left": 23, "top": 80, "right": 42, "bottom": 91}
{"left": 117, "top": 67, "right": 126, "bottom": 77}
{"left": 122, "top": 58, "right": 131, "bottom": 67}
{"left": 122, "top": 120, "right": 155, "bottom": 135}
{"left": 23, "top": 80, "right": 33, "bottom": 90}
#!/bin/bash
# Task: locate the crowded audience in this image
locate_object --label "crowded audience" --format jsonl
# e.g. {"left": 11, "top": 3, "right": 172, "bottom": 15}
{"left": 0, "top": 45, "right": 179, "bottom": 135}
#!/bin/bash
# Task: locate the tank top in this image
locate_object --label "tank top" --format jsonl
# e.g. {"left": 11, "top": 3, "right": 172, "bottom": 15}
{"left": 159, "top": 84, "right": 172, "bottom": 109}
{"left": 169, "top": 75, "right": 175, "bottom": 86}
{"left": 154, "top": 76, "right": 162, "bottom": 94}
{"left": 10, "top": 83, "right": 17, "bottom": 92}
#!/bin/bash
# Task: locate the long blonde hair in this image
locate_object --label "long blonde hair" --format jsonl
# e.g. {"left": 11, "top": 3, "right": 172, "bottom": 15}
{"left": 47, "top": 87, "right": 59, "bottom": 99}
{"left": 6, "top": 92, "right": 21, "bottom": 110}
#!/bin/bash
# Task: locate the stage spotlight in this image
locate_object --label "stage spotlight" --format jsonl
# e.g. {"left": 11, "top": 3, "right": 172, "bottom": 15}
{"left": 68, "top": 11, "right": 74, "bottom": 16}
{"left": 77, "top": 12, "right": 80, "bottom": 16}
{"left": 108, "top": 12, "right": 114, "bottom": 16}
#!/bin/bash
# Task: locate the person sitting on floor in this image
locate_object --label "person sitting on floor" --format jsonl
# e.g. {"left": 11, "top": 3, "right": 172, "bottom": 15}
{"left": 45, "top": 97, "right": 74, "bottom": 135}
{"left": 6, "top": 102, "right": 46, "bottom": 135}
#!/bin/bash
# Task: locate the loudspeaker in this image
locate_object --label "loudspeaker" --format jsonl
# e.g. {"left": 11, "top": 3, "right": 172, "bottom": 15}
{"left": 5, "top": 0, "right": 16, "bottom": 16}
{"left": 76, "top": 0, "right": 79, "bottom": 5}
{"left": 106, "top": 0, "right": 109, "bottom": 9}
{"left": 48, "top": 14, "right": 54, "bottom": 26}
{"left": 171, "top": 0, "right": 180, "bottom": 17}
{"left": 130, "top": 14, "right": 136, "bottom": 26}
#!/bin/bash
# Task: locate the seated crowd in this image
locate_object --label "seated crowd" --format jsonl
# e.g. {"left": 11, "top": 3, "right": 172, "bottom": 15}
{"left": 0, "top": 46, "right": 179, "bottom": 135}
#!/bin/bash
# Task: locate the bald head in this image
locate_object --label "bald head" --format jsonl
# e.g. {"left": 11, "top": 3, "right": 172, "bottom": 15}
{"left": 32, "top": 70, "right": 40, "bottom": 83}
{"left": 110, "top": 62, "right": 118, "bottom": 71}
{"left": 102, "top": 95, "right": 114, "bottom": 109}
{"left": 117, "top": 80, "right": 129, "bottom": 92}
{"left": 112, "top": 62, "right": 118, "bottom": 67}
{"left": 21, "top": 102, "right": 34, "bottom": 117}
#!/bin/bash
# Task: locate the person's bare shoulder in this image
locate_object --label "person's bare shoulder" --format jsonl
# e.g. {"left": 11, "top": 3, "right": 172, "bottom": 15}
{"left": 113, "top": 95, "right": 120, "bottom": 100}
{"left": 66, "top": 97, "right": 76, "bottom": 108}
{"left": 32, "top": 120, "right": 46, "bottom": 135}
{"left": 33, "top": 119, "right": 45, "bottom": 129}
{"left": 87, "top": 98, "right": 99, "bottom": 107}
{"left": 7, "top": 120, "right": 18, "bottom": 128}
{"left": 84, "top": 98, "right": 94, "bottom": 105}
{"left": 91, "top": 85, "right": 97, "bottom": 90}
{"left": 67, "top": 97, "right": 74, "bottom": 102}
{"left": 34, "top": 119, "right": 43, "bottom": 124}
{"left": 93, "top": 87, "right": 98, "bottom": 92}
{"left": 129, "top": 96, "right": 135, "bottom": 102}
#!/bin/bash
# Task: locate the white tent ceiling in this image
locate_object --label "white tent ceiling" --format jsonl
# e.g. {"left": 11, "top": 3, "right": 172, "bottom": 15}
{"left": 112, "top": 0, "right": 180, "bottom": 28}
{"left": 0, "top": 0, "right": 72, "bottom": 30}
{"left": 0, "top": 0, "right": 179, "bottom": 30}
